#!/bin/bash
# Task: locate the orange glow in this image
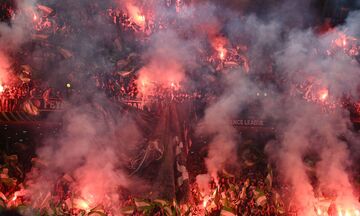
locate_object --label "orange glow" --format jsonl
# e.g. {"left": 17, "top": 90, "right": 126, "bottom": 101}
{"left": 137, "top": 76, "right": 151, "bottom": 96}
{"left": 337, "top": 208, "right": 358, "bottom": 216}
{"left": 141, "top": 80, "right": 147, "bottom": 87}
{"left": 126, "top": 4, "right": 145, "bottom": 27}
{"left": 339, "top": 210, "right": 343, "bottom": 216}
{"left": 317, "top": 208, "right": 322, "bottom": 215}
{"left": 0, "top": 84, "right": 4, "bottom": 93}
{"left": 74, "top": 199, "right": 91, "bottom": 212}
{"left": 355, "top": 210, "right": 360, "bottom": 216}
{"left": 211, "top": 36, "right": 228, "bottom": 61}
{"left": 334, "top": 33, "right": 347, "bottom": 48}
{"left": 170, "top": 81, "right": 180, "bottom": 90}
{"left": 201, "top": 187, "right": 218, "bottom": 210}
{"left": 0, "top": 52, "right": 11, "bottom": 84}
{"left": 140, "top": 77, "right": 148, "bottom": 87}
{"left": 202, "top": 197, "right": 208, "bottom": 208}
{"left": 329, "top": 32, "right": 359, "bottom": 57}
{"left": 315, "top": 202, "right": 360, "bottom": 216}
{"left": 134, "top": 14, "right": 145, "bottom": 25}
{"left": 219, "top": 49, "right": 226, "bottom": 60}
{"left": 333, "top": 32, "right": 357, "bottom": 49}
{"left": 11, "top": 192, "right": 17, "bottom": 202}
{"left": 337, "top": 209, "right": 360, "bottom": 216}
{"left": 318, "top": 88, "right": 329, "bottom": 101}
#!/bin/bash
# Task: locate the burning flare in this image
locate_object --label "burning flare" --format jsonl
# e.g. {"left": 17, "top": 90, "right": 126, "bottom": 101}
{"left": 211, "top": 36, "right": 228, "bottom": 61}
{"left": 74, "top": 198, "right": 91, "bottom": 212}
{"left": 126, "top": 3, "right": 145, "bottom": 27}
{"left": 314, "top": 198, "right": 360, "bottom": 216}
{"left": 318, "top": 88, "right": 329, "bottom": 102}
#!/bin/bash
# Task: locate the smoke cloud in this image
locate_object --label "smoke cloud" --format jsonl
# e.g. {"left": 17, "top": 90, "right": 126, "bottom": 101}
{"left": 0, "top": 0, "right": 358, "bottom": 214}
{"left": 194, "top": 1, "right": 360, "bottom": 214}
{"left": 26, "top": 97, "right": 145, "bottom": 214}
{"left": 0, "top": 0, "right": 36, "bottom": 83}
{"left": 0, "top": 0, "right": 36, "bottom": 49}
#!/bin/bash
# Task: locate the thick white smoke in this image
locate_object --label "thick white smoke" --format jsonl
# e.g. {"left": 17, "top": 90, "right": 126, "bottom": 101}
{"left": 3, "top": 0, "right": 358, "bottom": 214}
{"left": 197, "top": 72, "right": 260, "bottom": 178}
{"left": 26, "top": 98, "right": 145, "bottom": 214}
{"left": 268, "top": 10, "right": 360, "bottom": 215}
{"left": 0, "top": 0, "right": 36, "bottom": 84}
{"left": 0, "top": 0, "right": 36, "bottom": 49}
{"left": 137, "top": 29, "right": 195, "bottom": 94}
{"left": 195, "top": 2, "right": 360, "bottom": 214}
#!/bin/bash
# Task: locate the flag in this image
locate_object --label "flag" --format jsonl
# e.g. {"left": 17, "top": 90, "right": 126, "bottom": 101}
{"left": 42, "top": 88, "right": 52, "bottom": 105}
{"left": 244, "top": 178, "right": 250, "bottom": 188}
{"left": 58, "top": 47, "right": 73, "bottom": 59}
{"left": 222, "top": 169, "right": 235, "bottom": 178}
{"left": 254, "top": 188, "right": 267, "bottom": 206}
{"left": 89, "top": 206, "right": 106, "bottom": 216}
{"left": 176, "top": 162, "right": 189, "bottom": 186}
{"left": 220, "top": 206, "right": 236, "bottom": 216}
{"left": 37, "top": 4, "right": 53, "bottom": 14}
{"left": 163, "top": 206, "right": 172, "bottom": 216}
{"left": 134, "top": 198, "right": 152, "bottom": 210}
{"left": 240, "top": 186, "right": 247, "bottom": 199}
{"left": 120, "top": 206, "right": 135, "bottom": 215}
{"left": 0, "top": 192, "right": 7, "bottom": 201}
{"left": 153, "top": 199, "right": 169, "bottom": 206}
{"left": 240, "top": 178, "right": 250, "bottom": 199}
{"left": 265, "top": 164, "right": 273, "bottom": 190}
{"left": 22, "top": 100, "right": 39, "bottom": 116}
{"left": 256, "top": 195, "right": 267, "bottom": 206}
{"left": 19, "top": 73, "right": 31, "bottom": 83}
{"left": 244, "top": 159, "right": 255, "bottom": 167}
{"left": 273, "top": 191, "right": 285, "bottom": 214}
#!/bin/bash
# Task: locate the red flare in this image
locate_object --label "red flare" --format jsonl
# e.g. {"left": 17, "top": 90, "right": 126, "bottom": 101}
{"left": 318, "top": 88, "right": 329, "bottom": 102}
{"left": 126, "top": 4, "right": 145, "bottom": 27}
